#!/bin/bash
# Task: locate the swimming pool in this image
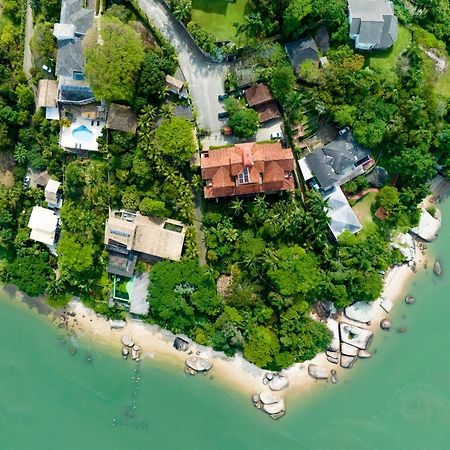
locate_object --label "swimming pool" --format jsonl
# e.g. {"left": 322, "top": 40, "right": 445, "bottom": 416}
{"left": 72, "top": 125, "right": 94, "bottom": 142}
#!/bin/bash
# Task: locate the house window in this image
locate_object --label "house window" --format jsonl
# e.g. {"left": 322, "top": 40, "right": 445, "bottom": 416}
{"left": 284, "top": 171, "right": 291, "bottom": 178}
{"left": 110, "top": 229, "right": 130, "bottom": 238}
{"left": 238, "top": 167, "right": 251, "bottom": 184}
{"left": 206, "top": 179, "right": 213, "bottom": 186}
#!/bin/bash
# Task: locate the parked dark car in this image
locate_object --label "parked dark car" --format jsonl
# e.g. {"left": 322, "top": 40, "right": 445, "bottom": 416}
{"left": 218, "top": 111, "right": 229, "bottom": 120}
{"left": 218, "top": 94, "right": 229, "bottom": 102}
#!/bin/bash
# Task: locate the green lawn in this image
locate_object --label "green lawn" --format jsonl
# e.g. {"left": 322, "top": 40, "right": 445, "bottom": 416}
{"left": 352, "top": 192, "right": 378, "bottom": 241}
{"left": 191, "top": 0, "right": 252, "bottom": 42}
{"left": 369, "top": 26, "right": 412, "bottom": 70}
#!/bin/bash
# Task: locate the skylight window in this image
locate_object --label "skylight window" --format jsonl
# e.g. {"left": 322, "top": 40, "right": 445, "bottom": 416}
{"left": 238, "top": 167, "right": 251, "bottom": 184}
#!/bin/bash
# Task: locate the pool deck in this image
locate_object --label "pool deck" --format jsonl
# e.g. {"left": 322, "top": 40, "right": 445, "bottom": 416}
{"left": 60, "top": 116, "right": 105, "bottom": 152}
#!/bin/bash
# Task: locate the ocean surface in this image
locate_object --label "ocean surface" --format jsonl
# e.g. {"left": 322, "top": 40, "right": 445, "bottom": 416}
{"left": 1, "top": 196, "right": 449, "bottom": 450}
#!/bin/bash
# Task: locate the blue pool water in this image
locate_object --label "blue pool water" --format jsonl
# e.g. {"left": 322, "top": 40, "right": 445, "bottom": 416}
{"left": 72, "top": 125, "right": 94, "bottom": 142}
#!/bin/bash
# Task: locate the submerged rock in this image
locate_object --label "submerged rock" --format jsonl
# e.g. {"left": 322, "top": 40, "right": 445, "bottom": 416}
{"left": 173, "top": 336, "right": 189, "bottom": 351}
{"left": 185, "top": 357, "right": 212, "bottom": 372}
{"left": 380, "top": 319, "right": 392, "bottom": 330}
{"left": 121, "top": 335, "right": 134, "bottom": 347}
{"left": 358, "top": 350, "right": 372, "bottom": 358}
{"left": 434, "top": 261, "right": 442, "bottom": 276}
{"left": 308, "top": 364, "right": 328, "bottom": 380}
{"left": 405, "top": 296, "right": 415, "bottom": 305}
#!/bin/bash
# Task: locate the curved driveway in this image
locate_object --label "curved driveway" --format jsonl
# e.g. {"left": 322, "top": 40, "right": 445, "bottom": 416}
{"left": 138, "top": 0, "right": 228, "bottom": 132}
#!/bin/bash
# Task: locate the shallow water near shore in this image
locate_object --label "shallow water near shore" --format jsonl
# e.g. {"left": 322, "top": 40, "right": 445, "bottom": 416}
{"left": 1, "top": 196, "right": 449, "bottom": 450}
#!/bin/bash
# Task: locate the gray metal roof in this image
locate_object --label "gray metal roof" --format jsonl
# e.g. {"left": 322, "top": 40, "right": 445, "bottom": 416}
{"left": 324, "top": 185, "right": 362, "bottom": 239}
{"left": 60, "top": 0, "right": 94, "bottom": 35}
{"left": 55, "top": 38, "right": 85, "bottom": 77}
{"left": 348, "top": 0, "right": 397, "bottom": 49}
{"left": 285, "top": 36, "right": 319, "bottom": 74}
{"left": 305, "top": 132, "right": 370, "bottom": 190}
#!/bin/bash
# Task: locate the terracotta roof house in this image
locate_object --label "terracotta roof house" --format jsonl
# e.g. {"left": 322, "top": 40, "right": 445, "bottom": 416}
{"left": 106, "top": 104, "right": 138, "bottom": 134}
{"left": 244, "top": 83, "right": 281, "bottom": 124}
{"left": 201, "top": 142, "right": 295, "bottom": 199}
{"left": 285, "top": 36, "right": 320, "bottom": 75}
{"left": 104, "top": 210, "right": 186, "bottom": 277}
{"left": 348, "top": 0, "right": 398, "bottom": 50}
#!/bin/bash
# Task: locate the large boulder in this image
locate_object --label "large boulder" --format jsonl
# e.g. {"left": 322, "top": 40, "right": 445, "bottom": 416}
{"left": 110, "top": 320, "right": 126, "bottom": 329}
{"left": 308, "top": 364, "right": 328, "bottom": 380}
{"left": 263, "top": 399, "right": 286, "bottom": 416}
{"left": 268, "top": 374, "right": 289, "bottom": 391}
{"left": 340, "top": 323, "right": 373, "bottom": 350}
{"left": 358, "top": 349, "right": 372, "bottom": 358}
{"left": 391, "top": 232, "right": 416, "bottom": 262}
{"left": 173, "top": 336, "right": 189, "bottom": 352}
{"left": 121, "top": 335, "right": 134, "bottom": 347}
{"left": 259, "top": 391, "right": 282, "bottom": 405}
{"left": 410, "top": 207, "right": 441, "bottom": 241}
{"left": 326, "top": 350, "right": 339, "bottom": 364}
{"left": 326, "top": 319, "right": 340, "bottom": 352}
{"left": 380, "top": 318, "right": 392, "bottom": 330}
{"left": 341, "top": 343, "right": 359, "bottom": 357}
{"left": 380, "top": 297, "right": 394, "bottom": 313}
{"left": 345, "top": 301, "right": 378, "bottom": 323}
{"left": 185, "top": 357, "right": 212, "bottom": 372}
{"left": 340, "top": 355, "right": 357, "bottom": 369}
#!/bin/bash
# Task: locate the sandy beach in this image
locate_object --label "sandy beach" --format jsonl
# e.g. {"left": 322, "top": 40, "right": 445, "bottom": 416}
{"left": 41, "top": 175, "right": 450, "bottom": 408}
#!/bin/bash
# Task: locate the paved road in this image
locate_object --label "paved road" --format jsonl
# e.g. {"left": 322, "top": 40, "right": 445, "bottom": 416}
{"left": 138, "top": 0, "right": 228, "bottom": 133}
{"left": 23, "top": 0, "right": 34, "bottom": 81}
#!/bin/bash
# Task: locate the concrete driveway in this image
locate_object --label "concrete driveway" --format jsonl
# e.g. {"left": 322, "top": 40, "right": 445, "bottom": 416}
{"left": 137, "top": 0, "right": 229, "bottom": 132}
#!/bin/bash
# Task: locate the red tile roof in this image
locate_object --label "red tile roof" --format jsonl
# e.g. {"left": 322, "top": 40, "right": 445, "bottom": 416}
{"left": 201, "top": 142, "right": 295, "bottom": 199}
{"left": 244, "top": 83, "right": 273, "bottom": 107}
{"left": 255, "top": 101, "right": 281, "bottom": 123}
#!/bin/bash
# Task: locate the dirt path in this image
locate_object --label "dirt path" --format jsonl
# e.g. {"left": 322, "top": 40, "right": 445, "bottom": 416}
{"left": 23, "top": 0, "right": 34, "bottom": 81}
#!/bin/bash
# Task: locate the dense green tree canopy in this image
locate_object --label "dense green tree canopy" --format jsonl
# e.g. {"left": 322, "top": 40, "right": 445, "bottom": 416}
{"left": 229, "top": 108, "right": 259, "bottom": 138}
{"left": 84, "top": 16, "right": 144, "bottom": 103}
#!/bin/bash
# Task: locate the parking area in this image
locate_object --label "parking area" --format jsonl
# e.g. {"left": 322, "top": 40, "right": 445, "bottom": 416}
{"left": 255, "top": 119, "right": 283, "bottom": 142}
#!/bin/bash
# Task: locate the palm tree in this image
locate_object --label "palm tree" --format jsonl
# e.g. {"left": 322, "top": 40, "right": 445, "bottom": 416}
{"left": 14, "top": 144, "right": 27, "bottom": 165}
{"left": 230, "top": 197, "right": 244, "bottom": 216}
{"left": 160, "top": 104, "right": 174, "bottom": 120}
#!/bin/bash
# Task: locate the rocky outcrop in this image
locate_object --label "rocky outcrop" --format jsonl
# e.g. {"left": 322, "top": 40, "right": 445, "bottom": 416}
{"left": 380, "top": 319, "right": 392, "bottom": 330}
{"left": 339, "top": 323, "right": 373, "bottom": 350}
{"left": 110, "top": 320, "right": 126, "bottom": 329}
{"left": 173, "top": 336, "right": 189, "bottom": 351}
{"left": 267, "top": 374, "right": 289, "bottom": 391}
{"left": 185, "top": 356, "right": 212, "bottom": 373}
{"left": 405, "top": 296, "right": 415, "bottom": 304}
{"left": 308, "top": 364, "right": 328, "bottom": 380}
{"left": 380, "top": 297, "right": 394, "bottom": 313}
{"left": 341, "top": 343, "right": 359, "bottom": 357}
{"left": 345, "top": 302, "right": 378, "bottom": 324}
{"left": 340, "top": 355, "right": 357, "bottom": 369}
{"left": 326, "top": 351, "right": 339, "bottom": 364}
{"left": 410, "top": 207, "right": 441, "bottom": 241}
{"left": 392, "top": 232, "right": 416, "bottom": 262}
{"left": 326, "top": 319, "right": 340, "bottom": 352}
{"left": 121, "top": 335, "right": 134, "bottom": 347}
{"left": 258, "top": 391, "right": 286, "bottom": 419}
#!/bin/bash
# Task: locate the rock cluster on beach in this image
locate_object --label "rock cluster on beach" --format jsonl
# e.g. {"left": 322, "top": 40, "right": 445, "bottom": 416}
{"left": 185, "top": 356, "right": 213, "bottom": 375}
{"left": 121, "top": 335, "right": 141, "bottom": 361}
{"left": 252, "top": 392, "right": 286, "bottom": 420}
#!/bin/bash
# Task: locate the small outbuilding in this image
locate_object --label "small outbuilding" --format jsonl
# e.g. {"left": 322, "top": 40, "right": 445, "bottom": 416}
{"left": 106, "top": 104, "right": 138, "bottom": 134}
{"left": 28, "top": 206, "right": 59, "bottom": 246}
{"left": 285, "top": 36, "right": 319, "bottom": 75}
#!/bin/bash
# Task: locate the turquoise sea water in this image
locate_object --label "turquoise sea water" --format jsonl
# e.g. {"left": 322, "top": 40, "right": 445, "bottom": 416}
{"left": 1, "top": 195, "right": 449, "bottom": 450}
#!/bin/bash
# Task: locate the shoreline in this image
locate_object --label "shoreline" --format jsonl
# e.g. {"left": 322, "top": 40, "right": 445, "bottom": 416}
{"left": 7, "top": 176, "right": 450, "bottom": 412}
